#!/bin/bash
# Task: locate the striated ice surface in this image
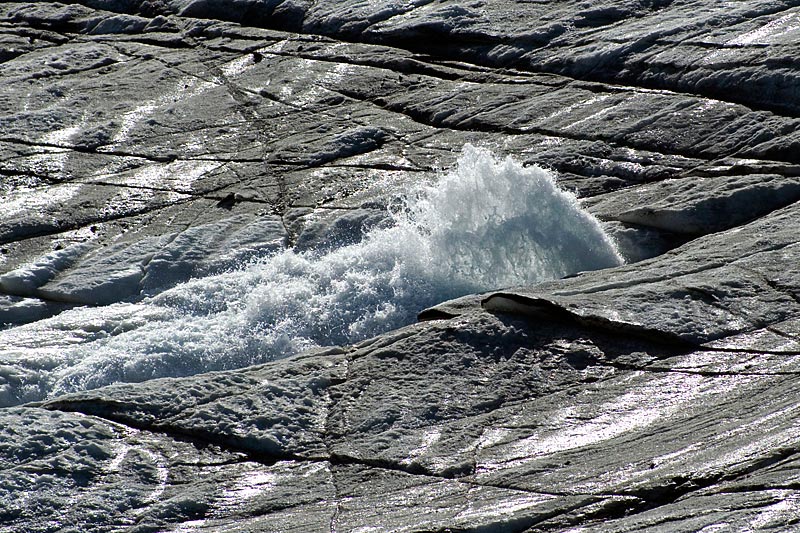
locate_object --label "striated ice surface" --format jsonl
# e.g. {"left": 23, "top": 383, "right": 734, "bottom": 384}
{"left": 0, "top": 145, "right": 621, "bottom": 404}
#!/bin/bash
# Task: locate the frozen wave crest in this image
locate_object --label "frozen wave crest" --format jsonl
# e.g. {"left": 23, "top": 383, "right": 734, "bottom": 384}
{"left": 2, "top": 145, "right": 623, "bottom": 402}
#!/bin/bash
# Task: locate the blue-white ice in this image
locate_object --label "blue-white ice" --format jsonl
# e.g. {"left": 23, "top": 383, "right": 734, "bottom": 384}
{"left": 0, "top": 145, "right": 622, "bottom": 404}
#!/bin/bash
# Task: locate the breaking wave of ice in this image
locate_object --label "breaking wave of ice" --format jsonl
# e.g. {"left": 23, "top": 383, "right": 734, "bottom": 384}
{"left": 1, "top": 145, "right": 623, "bottom": 403}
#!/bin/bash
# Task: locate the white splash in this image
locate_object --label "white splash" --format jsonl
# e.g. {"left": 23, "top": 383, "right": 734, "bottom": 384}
{"left": 1, "top": 145, "right": 622, "bottom": 402}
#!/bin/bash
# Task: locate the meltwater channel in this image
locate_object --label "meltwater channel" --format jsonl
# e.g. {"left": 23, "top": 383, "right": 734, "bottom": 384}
{"left": 1, "top": 145, "right": 623, "bottom": 405}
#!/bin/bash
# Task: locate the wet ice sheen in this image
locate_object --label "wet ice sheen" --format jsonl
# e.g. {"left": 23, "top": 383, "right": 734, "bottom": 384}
{"left": 0, "top": 145, "right": 622, "bottom": 403}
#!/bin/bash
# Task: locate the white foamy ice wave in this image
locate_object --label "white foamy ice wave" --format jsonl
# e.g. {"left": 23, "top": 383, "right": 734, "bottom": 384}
{"left": 3, "top": 145, "right": 622, "bottom": 401}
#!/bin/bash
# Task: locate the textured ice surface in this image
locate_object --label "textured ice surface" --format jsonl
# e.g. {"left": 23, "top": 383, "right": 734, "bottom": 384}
{"left": 0, "top": 146, "right": 621, "bottom": 404}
